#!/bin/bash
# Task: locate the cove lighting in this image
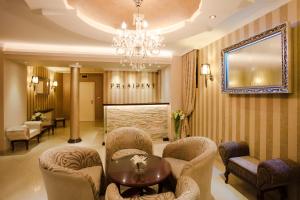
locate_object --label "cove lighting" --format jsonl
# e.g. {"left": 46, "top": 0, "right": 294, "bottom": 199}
{"left": 2, "top": 42, "right": 173, "bottom": 58}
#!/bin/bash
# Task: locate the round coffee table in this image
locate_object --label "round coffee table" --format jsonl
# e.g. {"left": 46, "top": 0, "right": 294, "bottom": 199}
{"left": 107, "top": 154, "right": 171, "bottom": 197}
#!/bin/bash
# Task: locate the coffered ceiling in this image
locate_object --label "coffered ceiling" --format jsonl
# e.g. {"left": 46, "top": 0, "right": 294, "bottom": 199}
{"left": 0, "top": 0, "right": 290, "bottom": 64}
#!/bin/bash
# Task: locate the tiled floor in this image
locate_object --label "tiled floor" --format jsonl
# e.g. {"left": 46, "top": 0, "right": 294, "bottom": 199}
{"left": 0, "top": 122, "right": 279, "bottom": 200}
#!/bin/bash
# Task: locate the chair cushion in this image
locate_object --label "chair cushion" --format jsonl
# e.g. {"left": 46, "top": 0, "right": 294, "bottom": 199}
{"left": 228, "top": 156, "right": 260, "bottom": 185}
{"left": 6, "top": 126, "right": 28, "bottom": 140}
{"left": 164, "top": 157, "right": 189, "bottom": 179}
{"left": 79, "top": 166, "right": 102, "bottom": 193}
{"left": 112, "top": 149, "right": 148, "bottom": 160}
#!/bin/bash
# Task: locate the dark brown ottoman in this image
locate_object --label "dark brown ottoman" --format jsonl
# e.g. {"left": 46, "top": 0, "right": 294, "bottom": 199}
{"left": 219, "top": 141, "right": 300, "bottom": 200}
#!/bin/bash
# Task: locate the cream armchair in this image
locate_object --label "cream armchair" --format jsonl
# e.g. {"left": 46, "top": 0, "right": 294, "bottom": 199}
{"left": 162, "top": 137, "right": 217, "bottom": 200}
{"left": 5, "top": 121, "right": 42, "bottom": 150}
{"left": 105, "top": 127, "right": 153, "bottom": 173}
{"left": 105, "top": 176, "right": 200, "bottom": 200}
{"left": 39, "top": 146, "right": 105, "bottom": 200}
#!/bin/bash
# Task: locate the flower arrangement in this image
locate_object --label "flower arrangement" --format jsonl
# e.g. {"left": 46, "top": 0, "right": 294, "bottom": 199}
{"left": 172, "top": 110, "right": 185, "bottom": 140}
{"left": 130, "top": 155, "right": 148, "bottom": 174}
{"left": 31, "top": 112, "right": 45, "bottom": 121}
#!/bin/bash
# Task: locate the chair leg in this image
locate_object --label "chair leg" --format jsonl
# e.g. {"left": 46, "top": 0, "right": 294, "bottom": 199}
{"left": 224, "top": 169, "right": 230, "bottom": 184}
{"left": 279, "top": 187, "right": 287, "bottom": 200}
{"left": 257, "top": 190, "right": 264, "bottom": 200}
{"left": 25, "top": 140, "right": 29, "bottom": 150}
{"left": 37, "top": 135, "right": 40, "bottom": 143}
{"left": 11, "top": 141, "right": 15, "bottom": 151}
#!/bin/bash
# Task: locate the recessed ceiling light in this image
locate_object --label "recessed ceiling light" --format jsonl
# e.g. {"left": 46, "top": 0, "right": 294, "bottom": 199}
{"left": 209, "top": 15, "right": 217, "bottom": 20}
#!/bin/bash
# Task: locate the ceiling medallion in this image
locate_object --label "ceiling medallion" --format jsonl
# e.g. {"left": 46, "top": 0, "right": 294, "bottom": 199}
{"left": 112, "top": 0, "right": 164, "bottom": 71}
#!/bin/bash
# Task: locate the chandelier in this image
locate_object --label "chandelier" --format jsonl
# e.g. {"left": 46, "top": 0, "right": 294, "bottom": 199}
{"left": 112, "top": 0, "right": 164, "bottom": 70}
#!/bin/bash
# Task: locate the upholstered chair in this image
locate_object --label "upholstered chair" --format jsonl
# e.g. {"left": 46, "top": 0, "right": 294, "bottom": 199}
{"left": 105, "top": 127, "right": 153, "bottom": 173}
{"left": 39, "top": 146, "right": 105, "bottom": 200}
{"left": 105, "top": 176, "right": 200, "bottom": 200}
{"left": 162, "top": 137, "right": 217, "bottom": 200}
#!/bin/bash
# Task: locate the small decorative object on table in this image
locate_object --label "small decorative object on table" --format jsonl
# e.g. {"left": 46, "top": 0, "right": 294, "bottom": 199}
{"left": 31, "top": 112, "right": 45, "bottom": 121}
{"left": 130, "top": 155, "right": 148, "bottom": 175}
{"left": 172, "top": 110, "right": 185, "bottom": 140}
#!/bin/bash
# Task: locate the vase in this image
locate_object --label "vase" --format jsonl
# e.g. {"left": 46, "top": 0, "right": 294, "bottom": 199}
{"left": 174, "top": 120, "right": 181, "bottom": 140}
{"left": 133, "top": 162, "right": 146, "bottom": 175}
{"left": 175, "top": 130, "right": 181, "bottom": 140}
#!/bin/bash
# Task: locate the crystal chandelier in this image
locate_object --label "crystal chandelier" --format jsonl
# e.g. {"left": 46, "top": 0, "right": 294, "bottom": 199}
{"left": 112, "top": 0, "right": 164, "bottom": 70}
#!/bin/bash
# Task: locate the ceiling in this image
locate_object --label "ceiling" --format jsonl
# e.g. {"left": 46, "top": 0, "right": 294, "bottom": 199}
{"left": 0, "top": 0, "right": 290, "bottom": 70}
{"left": 67, "top": 0, "right": 201, "bottom": 30}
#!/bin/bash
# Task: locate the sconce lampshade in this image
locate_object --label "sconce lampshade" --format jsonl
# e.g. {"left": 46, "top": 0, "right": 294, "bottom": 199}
{"left": 52, "top": 81, "right": 58, "bottom": 87}
{"left": 31, "top": 76, "right": 39, "bottom": 84}
{"left": 200, "top": 64, "right": 211, "bottom": 75}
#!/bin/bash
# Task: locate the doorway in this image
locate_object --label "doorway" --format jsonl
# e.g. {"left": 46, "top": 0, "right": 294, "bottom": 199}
{"left": 79, "top": 82, "right": 95, "bottom": 121}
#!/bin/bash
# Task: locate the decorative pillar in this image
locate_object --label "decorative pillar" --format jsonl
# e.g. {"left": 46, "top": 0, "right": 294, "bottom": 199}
{"left": 68, "top": 63, "right": 81, "bottom": 143}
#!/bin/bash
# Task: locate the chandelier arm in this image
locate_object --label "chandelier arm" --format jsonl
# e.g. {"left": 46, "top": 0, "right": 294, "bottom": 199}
{"left": 113, "top": 0, "right": 163, "bottom": 71}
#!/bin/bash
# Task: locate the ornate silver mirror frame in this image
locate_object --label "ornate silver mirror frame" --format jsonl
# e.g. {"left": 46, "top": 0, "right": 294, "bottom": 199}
{"left": 221, "top": 23, "right": 291, "bottom": 94}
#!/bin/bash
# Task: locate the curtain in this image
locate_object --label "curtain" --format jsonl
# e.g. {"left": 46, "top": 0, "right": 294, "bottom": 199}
{"left": 181, "top": 50, "right": 198, "bottom": 137}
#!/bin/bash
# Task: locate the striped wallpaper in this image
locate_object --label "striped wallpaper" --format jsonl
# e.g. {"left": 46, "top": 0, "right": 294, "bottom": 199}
{"left": 27, "top": 66, "right": 63, "bottom": 119}
{"left": 103, "top": 71, "right": 160, "bottom": 104}
{"left": 190, "top": 0, "right": 300, "bottom": 162}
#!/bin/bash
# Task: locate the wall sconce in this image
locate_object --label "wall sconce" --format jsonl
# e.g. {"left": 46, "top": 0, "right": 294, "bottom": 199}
{"left": 30, "top": 76, "right": 39, "bottom": 90}
{"left": 51, "top": 80, "right": 58, "bottom": 90}
{"left": 200, "top": 64, "right": 213, "bottom": 88}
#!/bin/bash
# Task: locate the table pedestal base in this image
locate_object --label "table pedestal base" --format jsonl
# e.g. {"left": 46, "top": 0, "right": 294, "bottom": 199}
{"left": 122, "top": 187, "right": 156, "bottom": 198}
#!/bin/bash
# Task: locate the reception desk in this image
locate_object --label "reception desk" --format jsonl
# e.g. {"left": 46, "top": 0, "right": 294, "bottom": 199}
{"left": 104, "top": 103, "right": 170, "bottom": 140}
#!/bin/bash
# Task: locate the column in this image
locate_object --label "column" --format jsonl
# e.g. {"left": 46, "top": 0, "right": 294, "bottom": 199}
{"left": 0, "top": 49, "right": 6, "bottom": 150}
{"left": 68, "top": 63, "right": 81, "bottom": 143}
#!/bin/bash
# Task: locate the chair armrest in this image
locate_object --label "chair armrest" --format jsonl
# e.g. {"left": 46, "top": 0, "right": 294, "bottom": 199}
{"left": 218, "top": 141, "right": 249, "bottom": 166}
{"left": 162, "top": 141, "right": 188, "bottom": 160}
{"left": 105, "top": 183, "right": 124, "bottom": 200}
{"left": 175, "top": 176, "right": 200, "bottom": 200}
{"left": 83, "top": 150, "right": 103, "bottom": 169}
{"left": 257, "top": 159, "right": 300, "bottom": 189}
{"left": 24, "top": 121, "right": 42, "bottom": 132}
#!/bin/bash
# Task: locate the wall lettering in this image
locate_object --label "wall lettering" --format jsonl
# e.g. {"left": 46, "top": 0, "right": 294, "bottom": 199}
{"left": 110, "top": 82, "right": 155, "bottom": 89}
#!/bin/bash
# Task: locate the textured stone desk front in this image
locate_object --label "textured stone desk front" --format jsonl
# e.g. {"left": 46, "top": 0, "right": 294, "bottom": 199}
{"left": 104, "top": 104, "right": 170, "bottom": 139}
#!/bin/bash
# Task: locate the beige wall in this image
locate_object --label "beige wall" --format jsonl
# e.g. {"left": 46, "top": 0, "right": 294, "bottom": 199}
{"left": 63, "top": 73, "right": 104, "bottom": 121}
{"left": 169, "top": 56, "right": 183, "bottom": 140}
{"left": 160, "top": 66, "right": 171, "bottom": 103}
{"left": 103, "top": 71, "right": 160, "bottom": 104}
{"left": 27, "top": 66, "right": 63, "bottom": 119}
{"left": 0, "top": 59, "right": 27, "bottom": 151}
{"left": 4, "top": 60, "right": 27, "bottom": 128}
{"left": 190, "top": 0, "right": 300, "bottom": 163}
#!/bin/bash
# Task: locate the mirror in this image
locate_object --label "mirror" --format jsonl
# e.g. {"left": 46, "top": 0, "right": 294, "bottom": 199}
{"left": 221, "top": 23, "right": 291, "bottom": 94}
{"left": 36, "top": 77, "right": 50, "bottom": 95}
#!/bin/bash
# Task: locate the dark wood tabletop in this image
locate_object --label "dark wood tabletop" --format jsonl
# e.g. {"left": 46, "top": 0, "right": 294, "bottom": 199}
{"left": 107, "top": 154, "right": 171, "bottom": 188}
